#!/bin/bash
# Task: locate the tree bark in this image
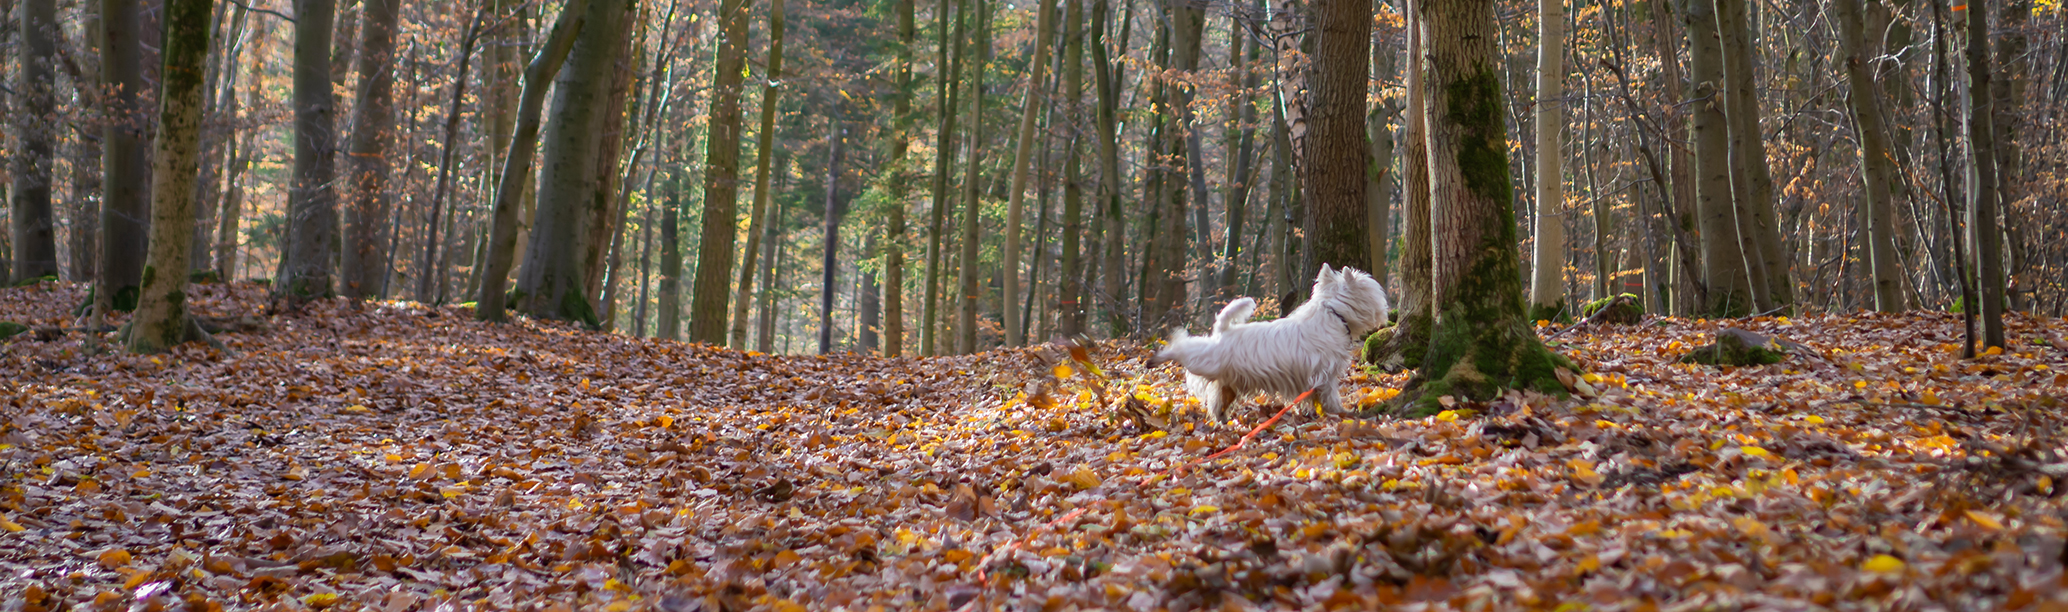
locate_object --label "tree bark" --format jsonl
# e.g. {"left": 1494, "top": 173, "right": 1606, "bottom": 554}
{"left": 1836, "top": 0, "right": 1904, "bottom": 312}
{"left": 217, "top": 56, "right": 262, "bottom": 282}
{"left": 883, "top": 0, "right": 917, "bottom": 355}
{"left": 98, "top": 0, "right": 152, "bottom": 312}
{"left": 517, "top": 0, "right": 630, "bottom": 325}
{"left": 687, "top": 0, "right": 754, "bottom": 343}
{"left": 476, "top": 0, "right": 591, "bottom": 322}
{"left": 418, "top": 6, "right": 489, "bottom": 304}
{"left": 1002, "top": 0, "right": 1057, "bottom": 347}
{"left": 819, "top": 124, "right": 848, "bottom": 354}
{"left": 1964, "top": 0, "right": 2005, "bottom": 348}
{"left": 1301, "top": 0, "right": 1371, "bottom": 277}
{"left": 1686, "top": 0, "right": 1750, "bottom": 316}
{"left": 920, "top": 0, "right": 967, "bottom": 355}
{"left": 656, "top": 176, "right": 683, "bottom": 339}
{"left": 341, "top": 0, "right": 399, "bottom": 299}
{"left": 11, "top": 0, "right": 59, "bottom": 281}
{"left": 953, "top": 0, "right": 993, "bottom": 354}
{"left": 1367, "top": 0, "right": 1431, "bottom": 370}
{"left": 1090, "top": 0, "right": 1127, "bottom": 337}
{"left": 126, "top": 0, "right": 215, "bottom": 354}
{"left": 730, "top": 0, "right": 786, "bottom": 348}
{"left": 278, "top": 0, "right": 339, "bottom": 302}
{"left": 1713, "top": 0, "right": 1791, "bottom": 310}
{"left": 1990, "top": 0, "right": 2028, "bottom": 312}
{"left": 1056, "top": 0, "right": 1086, "bottom": 338}
{"left": 1406, "top": 0, "right": 1569, "bottom": 414}
{"left": 1526, "top": 0, "right": 1566, "bottom": 321}
{"left": 1367, "top": 14, "right": 1396, "bottom": 285}
{"left": 1654, "top": 0, "right": 1696, "bottom": 316}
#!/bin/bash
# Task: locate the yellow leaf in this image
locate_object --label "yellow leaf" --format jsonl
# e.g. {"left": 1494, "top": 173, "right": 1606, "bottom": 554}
{"left": 1740, "top": 446, "right": 1771, "bottom": 458}
{"left": 1965, "top": 510, "right": 2004, "bottom": 531}
{"left": 1862, "top": 554, "right": 1905, "bottom": 573}
{"left": 1984, "top": 346, "right": 2003, "bottom": 356}
{"left": 409, "top": 463, "right": 430, "bottom": 479}
{"left": 1064, "top": 468, "right": 1102, "bottom": 490}
{"left": 1053, "top": 363, "right": 1075, "bottom": 379}
{"left": 440, "top": 486, "right": 465, "bottom": 499}
{"left": 302, "top": 593, "right": 340, "bottom": 608}
{"left": 1435, "top": 410, "right": 1461, "bottom": 422}
{"left": 1576, "top": 554, "right": 1601, "bottom": 572}
{"left": 343, "top": 405, "right": 370, "bottom": 413}
{"left": 1804, "top": 415, "right": 1827, "bottom": 424}
{"left": 97, "top": 548, "right": 132, "bottom": 569}
{"left": 1582, "top": 372, "right": 1603, "bottom": 384}
{"left": 0, "top": 517, "right": 22, "bottom": 532}
{"left": 657, "top": 415, "right": 675, "bottom": 429}
{"left": 1139, "top": 430, "right": 1167, "bottom": 440}
{"left": 1188, "top": 505, "right": 1220, "bottom": 516}
{"left": 1921, "top": 391, "right": 1941, "bottom": 405}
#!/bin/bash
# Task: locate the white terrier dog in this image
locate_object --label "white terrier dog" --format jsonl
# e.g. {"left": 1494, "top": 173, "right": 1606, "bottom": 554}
{"left": 1153, "top": 264, "right": 1391, "bottom": 422}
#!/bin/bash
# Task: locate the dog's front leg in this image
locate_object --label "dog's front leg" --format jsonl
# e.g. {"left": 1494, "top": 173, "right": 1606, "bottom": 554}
{"left": 1314, "top": 383, "right": 1354, "bottom": 416}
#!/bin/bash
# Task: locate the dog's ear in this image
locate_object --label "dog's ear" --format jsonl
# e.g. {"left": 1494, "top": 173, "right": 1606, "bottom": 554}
{"left": 1316, "top": 264, "right": 1335, "bottom": 286}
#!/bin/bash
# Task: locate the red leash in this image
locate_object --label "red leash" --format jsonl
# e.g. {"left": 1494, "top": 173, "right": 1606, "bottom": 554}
{"left": 1156, "top": 388, "right": 1315, "bottom": 480}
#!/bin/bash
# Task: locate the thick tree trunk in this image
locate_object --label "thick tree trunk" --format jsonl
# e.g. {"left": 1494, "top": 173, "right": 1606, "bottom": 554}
{"left": 1713, "top": 0, "right": 1791, "bottom": 310}
{"left": 517, "top": 0, "right": 630, "bottom": 326}
{"left": 477, "top": 0, "right": 590, "bottom": 322}
{"left": 11, "top": 0, "right": 59, "bottom": 281}
{"left": 1836, "top": 0, "right": 1904, "bottom": 312}
{"left": 1301, "top": 0, "right": 1371, "bottom": 276}
{"left": 99, "top": 0, "right": 152, "bottom": 312}
{"left": 341, "top": 0, "right": 398, "bottom": 299}
{"left": 1526, "top": 0, "right": 1566, "bottom": 321}
{"left": 1406, "top": 0, "right": 1569, "bottom": 414}
{"left": 1091, "top": 0, "right": 1127, "bottom": 337}
{"left": 819, "top": 124, "right": 848, "bottom": 354}
{"left": 1964, "top": 0, "right": 2005, "bottom": 348}
{"left": 687, "top": 0, "right": 754, "bottom": 343}
{"left": 127, "top": 0, "right": 215, "bottom": 354}
{"left": 582, "top": 12, "right": 641, "bottom": 305}
{"left": 1685, "top": 0, "right": 1749, "bottom": 317}
{"left": 920, "top": 0, "right": 967, "bottom": 356}
{"left": 1002, "top": 0, "right": 1057, "bottom": 347}
{"left": 656, "top": 177, "right": 683, "bottom": 339}
{"left": 278, "top": 0, "right": 338, "bottom": 302}
{"left": 1990, "top": 1, "right": 2028, "bottom": 312}
{"left": 730, "top": 0, "right": 786, "bottom": 348}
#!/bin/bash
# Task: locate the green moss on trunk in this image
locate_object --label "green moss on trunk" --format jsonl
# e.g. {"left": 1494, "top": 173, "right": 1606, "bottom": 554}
{"left": 1527, "top": 300, "right": 1569, "bottom": 324}
{"left": 1362, "top": 308, "right": 1432, "bottom": 371}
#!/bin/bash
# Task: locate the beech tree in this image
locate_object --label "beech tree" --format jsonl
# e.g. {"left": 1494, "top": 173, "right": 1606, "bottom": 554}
{"left": 125, "top": 0, "right": 215, "bottom": 353}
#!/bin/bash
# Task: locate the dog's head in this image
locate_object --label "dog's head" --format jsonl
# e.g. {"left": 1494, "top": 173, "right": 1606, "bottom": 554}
{"left": 1311, "top": 264, "right": 1392, "bottom": 335}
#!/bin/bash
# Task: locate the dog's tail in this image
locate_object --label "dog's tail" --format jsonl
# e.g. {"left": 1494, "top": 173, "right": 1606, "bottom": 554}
{"left": 1152, "top": 327, "right": 1209, "bottom": 367}
{"left": 1212, "top": 297, "right": 1257, "bottom": 334}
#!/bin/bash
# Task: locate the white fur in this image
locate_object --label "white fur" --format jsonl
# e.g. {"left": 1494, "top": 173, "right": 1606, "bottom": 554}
{"left": 1153, "top": 264, "right": 1391, "bottom": 422}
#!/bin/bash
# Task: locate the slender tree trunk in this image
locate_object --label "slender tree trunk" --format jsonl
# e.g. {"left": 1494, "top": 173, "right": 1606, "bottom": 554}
{"left": 189, "top": 3, "right": 242, "bottom": 275}
{"left": 730, "top": 0, "right": 786, "bottom": 348}
{"left": 1964, "top": 0, "right": 2005, "bottom": 348}
{"left": 583, "top": 8, "right": 643, "bottom": 305}
{"left": 1367, "top": 16, "right": 1396, "bottom": 286}
{"left": 1526, "top": 0, "right": 1566, "bottom": 320}
{"left": 1091, "top": 0, "right": 1127, "bottom": 337}
{"left": 755, "top": 172, "right": 788, "bottom": 351}
{"left": 954, "top": 0, "right": 993, "bottom": 354}
{"left": 1836, "top": 0, "right": 1904, "bottom": 312}
{"left": 1990, "top": 0, "right": 2028, "bottom": 312}
{"left": 416, "top": 7, "right": 487, "bottom": 303}
{"left": 1002, "top": 0, "right": 1056, "bottom": 347}
{"left": 278, "top": 0, "right": 339, "bottom": 302}
{"left": 656, "top": 176, "right": 683, "bottom": 339}
{"left": 1368, "top": 0, "right": 1432, "bottom": 369}
{"left": 1407, "top": 0, "right": 1568, "bottom": 413}
{"left": 687, "top": 0, "right": 754, "bottom": 343}
{"left": 10, "top": 0, "right": 59, "bottom": 281}
{"left": 476, "top": 0, "right": 591, "bottom": 322}
{"left": 883, "top": 0, "right": 916, "bottom": 355}
{"left": 217, "top": 57, "right": 261, "bottom": 282}
{"left": 920, "top": 0, "right": 967, "bottom": 355}
{"left": 341, "top": 0, "right": 398, "bottom": 299}
{"left": 1301, "top": 0, "right": 1370, "bottom": 276}
{"left": 1654, "top": 0, "right": 1696, "bottom": 316}
{"left": 1685, "top": 0, "right": 1748, "bottom": 316}
{"left": 1056, "top": 0, "right": 1086, "bottom": 338}
{"left": 127, "top": 0, "right": 215, "bottom": 353}
{"left": 98, "top": 0, "right": 152, "bottom": 312}
{"left": 820, "top": 123, "right": 848, "bottom": 353}
{"left": 1713, "top": 0, "right": 1791, "bottom": 310}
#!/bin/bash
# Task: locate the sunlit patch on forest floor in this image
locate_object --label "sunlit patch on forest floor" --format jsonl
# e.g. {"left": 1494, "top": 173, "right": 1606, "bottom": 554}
{"left": 3, "top": 281, "right": 2067, "bottom": 611}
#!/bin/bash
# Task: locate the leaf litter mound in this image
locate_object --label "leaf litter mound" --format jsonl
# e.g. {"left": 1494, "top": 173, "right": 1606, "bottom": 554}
{"left": 3, "top": 282, "right": 2067, "bottom": 611}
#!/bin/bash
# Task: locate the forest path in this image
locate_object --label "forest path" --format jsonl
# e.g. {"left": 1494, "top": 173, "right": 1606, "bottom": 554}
{"left": 3, "top": 282, "right": 2066, "bottom": 610}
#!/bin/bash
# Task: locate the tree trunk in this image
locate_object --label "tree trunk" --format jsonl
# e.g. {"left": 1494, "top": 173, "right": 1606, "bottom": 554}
{"left": 340, "top": 0, "right": 398, "bottom": 299}
{"left": 687, "top": 0, "right": 754, "bottom": 343}
{"left": 1301, "top": 0, "right": 1371, "bottom": 277}
{"left": 1685, "top": 0, "right": 1749, "bottom": 317}
{"left": 1713, "top": 0, "right": 1790, "bottom": 310}
{"left": 883, "top": 0, "right": 917, "bottom": 355}
{"left": 10, "top": 0, "right": 59, "bottom": 281}
{"left": 217, "top": 57, "right": 262, "bottom": 282}
{"left": 516, "top": 0, "right": 629, "bottom": 326}
{"left": 755, "top": 170, "right": 788, "bottom": 351}
{"left": 1990, "top": 0, "right": 2028, "bottom": 312}
{"left": 1091, "top": 0, "right": 1127, "bottom": 337}
{"left": 582, "top": 10, "right": 643, "bottom": 305}
{"left": 476, "top": 0, "right": 590, "bottom": 322}
{"left": 656, "top": 176, "right": 683, "bottom": 339}
{"left": 98, "top": 0, "right": 152, "bottom": 312}
{"left": 953, "top": 0, "right": 992, "bottom": 354}
{"left": 278, "top": 0, "right": 339, "bottom": 302}
{"left": 416, "top": 7, "right": 488, "bottom": 304}
{"left": 730, "top": 0, "right": 786, "bottom": 348}
{"left": 1526, "top": 0, "right": 1566, "bottom": 321}
{"left": 1367, "top": 0, "right": 1432, "bottom": 370}
{"left": 1002, "top": 0, "right": 1056, "bottom": 347}
{"left": 189, "top": 2, "right": 242, "bottom": 275}
{"left": 1367, "top": 16, "right": 1396, "bottom": 286}
{"left": 1056, "top": 0, "right": 1086, "bottom": 338}
{"left": 1964, "top": 0, "right": 2005, "bottom": 348}
{"left": 920, "top": 0, "right": 968, "bottom": 356}
{"left": 820, "top": 124, "right": 848, "bottom": 354}
{"left": 1406, "top": 0, "right": 1569, "bottom": 414}
{"left": 1653, "top": 0, "right": 1697, "bottom": 316}
{"left": 1836, "top": 0, "right": 1904, "bottom": 312}
{"left": 126, "top": 0, "right": 215, "bottom": 353}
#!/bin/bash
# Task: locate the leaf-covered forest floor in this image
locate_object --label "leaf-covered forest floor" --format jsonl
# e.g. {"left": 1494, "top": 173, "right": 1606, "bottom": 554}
{"left": 3, "top": 282, "right": 2067, "bottom": 612}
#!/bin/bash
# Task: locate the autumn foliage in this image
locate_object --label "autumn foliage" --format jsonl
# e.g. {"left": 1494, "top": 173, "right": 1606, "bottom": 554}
{"left": 3, "top": 283, "right": 2067, "bottom": 610}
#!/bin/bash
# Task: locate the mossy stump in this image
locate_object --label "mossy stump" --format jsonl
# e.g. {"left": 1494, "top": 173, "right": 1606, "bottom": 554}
{"left": 1681, "top": 328, "right": 1793, "bottom": 367}
{"left": 1362, "top": 309, "right": 1432, "bottom": 372}
{"left": 1582, "top": 294, "right": 1644, "bottom": 324}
